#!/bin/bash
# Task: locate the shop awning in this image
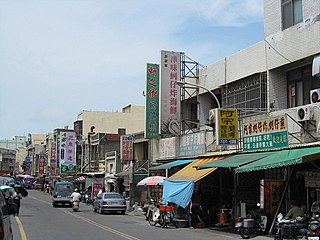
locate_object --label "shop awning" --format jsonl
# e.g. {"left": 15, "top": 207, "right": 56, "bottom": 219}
{"left": 149, "top": 159, "right": 195, "bottom": 170}
{"left": 168, "top": 156, "right": 224, "bottom": 182}
{"left": 194, "top": 152, "right": 275, "bottom": 170}
{"left": 235, "top": 146, "right": 320, "bottom": 173}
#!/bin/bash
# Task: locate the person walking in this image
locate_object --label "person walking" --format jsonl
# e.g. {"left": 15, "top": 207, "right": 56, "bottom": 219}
{"left": 13, "top": 187, "right": 22, "bottom": 216}
{"left": 186, "top": 199, "right": 193, "bottom": 229}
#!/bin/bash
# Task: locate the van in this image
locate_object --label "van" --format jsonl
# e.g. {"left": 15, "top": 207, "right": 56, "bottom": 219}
{"left": 52, "top": 181, "right": 74, "bottom": 207}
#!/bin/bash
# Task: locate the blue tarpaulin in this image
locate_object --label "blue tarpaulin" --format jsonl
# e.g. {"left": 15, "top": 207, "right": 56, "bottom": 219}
{"left": 161, "top": 180, "right": 195, "bottom": 208}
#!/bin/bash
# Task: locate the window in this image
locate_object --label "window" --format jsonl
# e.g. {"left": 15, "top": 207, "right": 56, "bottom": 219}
{"left": 282, "top": 0, "right": 303, "bottom": 30}
{"left": 287, "top": 65, "right": 320, "bottom": 108}
{"left": 118, "top": 128, "right": 126, "bottom": 135}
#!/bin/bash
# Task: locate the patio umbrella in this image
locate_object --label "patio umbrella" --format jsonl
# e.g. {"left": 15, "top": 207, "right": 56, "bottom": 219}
{"left": 137, "top": 176, "right": 166, "bottom": 186}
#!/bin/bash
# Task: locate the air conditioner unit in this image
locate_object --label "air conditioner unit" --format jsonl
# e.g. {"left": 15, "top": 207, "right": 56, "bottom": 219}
{"left": 310, "top": 89, "right": 320, "bottom": 103}
{"left": 295, "top": 105, "right": 313, "bottom": 121}
{"left": 208, "top": 109, "right": 216, "bottom": 126}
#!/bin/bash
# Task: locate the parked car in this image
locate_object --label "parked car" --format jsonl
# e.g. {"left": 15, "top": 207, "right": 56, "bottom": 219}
{"left": 93, "top": 192, "right": 126, "bottom": 215}
{"left": 22, "top": 177, "right": 34, "bottom": 189}
{"left": 52, "top": 182, "right": 74, "bottom": 207}
{"left": 0, "top": 187, "right": 14, "bottom": 239}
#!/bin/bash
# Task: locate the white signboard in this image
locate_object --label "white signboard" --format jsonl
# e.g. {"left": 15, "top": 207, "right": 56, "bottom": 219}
{"left": 159, "top": 137, "right": 177, "bottom": 159}
{"left": 179, "top": 132, "right": 206, "bottom": 157}
{"left": 60, "top": 131, "right": 76, "bottom": 173}
{"left": 160, "top": 50, "right": 181, "bottom": 136}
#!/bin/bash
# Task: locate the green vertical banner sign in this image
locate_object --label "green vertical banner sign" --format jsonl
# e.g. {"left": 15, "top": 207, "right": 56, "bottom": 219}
{"left": 145, "top": 63, "right": 160, "bottom": 139}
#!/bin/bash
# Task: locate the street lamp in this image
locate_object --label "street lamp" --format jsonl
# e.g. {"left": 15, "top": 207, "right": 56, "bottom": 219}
{"left": 176, "top": 81, "right": 221, "bottom": 108}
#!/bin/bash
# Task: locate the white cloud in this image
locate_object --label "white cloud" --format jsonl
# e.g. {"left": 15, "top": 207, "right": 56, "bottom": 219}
{"left": 198, "top": 0, "right": 264, "bottom": 26}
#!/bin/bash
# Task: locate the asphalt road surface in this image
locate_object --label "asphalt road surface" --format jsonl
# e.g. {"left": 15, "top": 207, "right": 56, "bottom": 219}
{"left": 11, "top": 190, "right": 272, "bottom": 240}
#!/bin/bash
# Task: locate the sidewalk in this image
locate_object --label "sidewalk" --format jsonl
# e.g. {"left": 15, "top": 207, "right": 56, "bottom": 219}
{"left": 127, "top": 210, "right": 273, "bottom": 239}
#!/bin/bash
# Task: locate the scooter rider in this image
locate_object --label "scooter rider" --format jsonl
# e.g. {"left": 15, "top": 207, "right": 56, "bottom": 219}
{"left": 71, "top": 188, "right": 81, "bottom": 203}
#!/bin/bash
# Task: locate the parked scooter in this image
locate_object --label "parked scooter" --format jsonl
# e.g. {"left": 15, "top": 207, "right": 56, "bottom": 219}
{"left": 235, "top": 204, "right": 268, "bottom": 239}
{"left": 143, "top": 198, "right": 156, "bottom": 220}
{"left": 72, "top": 200, "right": 80, "bottom": 212}
{"left": 273, "top": 213, "right": 308, "bottom": 240}
{"left": 305, "top": 202, "right": 320, "bottom": 240}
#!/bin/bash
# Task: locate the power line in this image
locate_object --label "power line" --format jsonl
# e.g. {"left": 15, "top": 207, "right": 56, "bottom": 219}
{"left": 264, "top": 39, "right": 292, "bottom": 63}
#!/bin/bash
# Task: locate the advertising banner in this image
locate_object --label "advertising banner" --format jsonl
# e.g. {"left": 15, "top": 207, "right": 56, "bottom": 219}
{"left": 39, "top": 157, "right": 45, "bottom": 174}
{"left": 145, "top": 63, "right": 160, "bottom": 139}
{"left": 92, "top": 183, "right": 103, "bottom": 197}
{"left": 59, "top": 131, "right": 76, "bottom": 173}
{"left": 243, "top": 115, "right": 288, "bottom": 151}
{"left": 120, "top": 135, "right": 134, "bottom": 161}
{"left": 216, "top": 109, "right": 238, "bottom": 145}
{"left": 50, "top": 142, "right": 57, "bottom": 174}
{"left": 179, "top": 132, "right": 206, "bottom": 157}
{"left": 160, "top": 50, "right": 181, "bottom": 136}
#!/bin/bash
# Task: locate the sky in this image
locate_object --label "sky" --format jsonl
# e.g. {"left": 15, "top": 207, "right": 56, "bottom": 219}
{"left": 0, "top": 0, "right": 264, "bottom": 139}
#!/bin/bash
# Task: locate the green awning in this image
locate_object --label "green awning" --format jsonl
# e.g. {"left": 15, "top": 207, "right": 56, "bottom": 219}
{"left": 195, "top": 152, "right": 275, "bottom": 170}
{"left": 149, "top": 159, "right": 195, "bottom": 170}
{"left": 235, "top": 146, "right": 320, "bottom": 173}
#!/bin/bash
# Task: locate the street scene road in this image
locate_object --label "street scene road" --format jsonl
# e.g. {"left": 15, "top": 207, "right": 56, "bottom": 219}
{"left": 11, "top": 190, "right": 272, "bottom": 240}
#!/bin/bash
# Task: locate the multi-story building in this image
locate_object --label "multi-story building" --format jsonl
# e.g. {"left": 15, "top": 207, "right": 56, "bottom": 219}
{"left": 73, "top": 104, "right": 145, "bottom": 175}
{"left": 147, "top": 0, "right": 320, "bottom": 227}
{"left": 25, "top": 134, "right": 47, "bottom": 176}
{"left": 185, "top": 0, "right": 320, "bottom": 137}
{"left": 0, "top": 136, "right": 27, "bottom": 173}
{"left": 0, "top": 136, "right": 27, "bottom": 150}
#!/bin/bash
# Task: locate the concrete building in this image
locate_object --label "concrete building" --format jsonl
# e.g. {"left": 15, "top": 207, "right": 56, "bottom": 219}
{"left": 73, "top": 104, "right": 145, "bottom": 176}
{"left": 25, "top": 134, "right": 47, "bottom": 175}
{"left": 179, "top": 0, "right": 320, "bottom": 146}
{"left": 0, "top": 136, "right": 27, "bottom": 150}
{"left": 74, "top": 104, "right": 145, "bottom": 139}
{"left": 139, "top": 0, "right": 320, "bottom": 225}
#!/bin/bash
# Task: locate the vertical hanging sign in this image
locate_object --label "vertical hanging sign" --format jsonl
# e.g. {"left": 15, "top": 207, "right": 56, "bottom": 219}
{"left": 145, "top": 63, "right": 160, "bottom": 139}
{"left": 39, "top": 157, "right": 45, "bottom": 174}
{"left": 60, "top": 131, "right": 76, "bottom": 173}
{"left": 120, "top": 135, "right": 134, "bottom": 161}
{"left": 50, "top": 142, "right": 57, "bottom": 174}
{"left": 216, "top": 109, "right": 238, "bottom": 145}
{"left": 160, "top": 50, "right": 181, "bottom": 136}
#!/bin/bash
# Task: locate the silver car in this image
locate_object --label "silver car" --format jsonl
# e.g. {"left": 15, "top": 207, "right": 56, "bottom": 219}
{"left": 93, "top": 192, "right": 126, "bottom": 214}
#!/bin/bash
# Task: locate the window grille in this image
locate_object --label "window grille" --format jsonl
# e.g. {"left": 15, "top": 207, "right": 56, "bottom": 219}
{"left": 221, "top": 73, "right": 267, "bottom": 118}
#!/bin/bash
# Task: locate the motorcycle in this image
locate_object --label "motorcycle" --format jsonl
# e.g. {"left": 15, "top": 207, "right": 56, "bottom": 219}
{"left": 82, "top": 194, "right": 92, "bottom": 205}
{"left": 143, "top": 198, "right": 156, "bottom": 220}
{"left": 235, "top": 206, "right": 268, "bottom": 239}
{"left": 72, "top": 200, "right": 80, "bottom": 212}
{"left": 305, "top": 202, "right": 320, "bottom": 240}
{"left": 273, "top": 213, "right": 308, "bottom": 240}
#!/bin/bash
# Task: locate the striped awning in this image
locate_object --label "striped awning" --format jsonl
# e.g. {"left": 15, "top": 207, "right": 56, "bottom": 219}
{"left": 168, "top": 156, "right": 224, "bottom": 182}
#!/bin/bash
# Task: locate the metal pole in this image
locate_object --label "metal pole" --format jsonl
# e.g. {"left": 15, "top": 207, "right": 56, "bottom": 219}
{"left": 80, "top": 143, "right": 84, "bottom": 173}
{"left": 177, "top": 81, "right": 221, "bottom": 108}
